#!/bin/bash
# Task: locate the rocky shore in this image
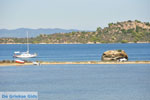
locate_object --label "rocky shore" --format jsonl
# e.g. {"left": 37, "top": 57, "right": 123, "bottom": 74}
{"left": 101, "top": 50, "right": 128, "bottom": 61}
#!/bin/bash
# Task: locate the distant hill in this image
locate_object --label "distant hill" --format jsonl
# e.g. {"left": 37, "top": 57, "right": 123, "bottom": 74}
{"left": 31, "top": 20, "right": 150, "bottom": 43}
{"left": 0, "top": 28, "right": 80, "bottom": 38}
{"left": 0, "top": 20, "right": 150, "bottom": 43}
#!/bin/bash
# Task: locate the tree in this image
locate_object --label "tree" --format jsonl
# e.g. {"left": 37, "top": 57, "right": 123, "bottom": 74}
{"left": 90, "top": 37, "right": 100, "bottom": 43}
{"left": 71, "top": 31, "right": 76, "bottom": 35}
{"left": 108, "top": 23, "right": 113, "bottom": 27}
{"left": 127, "top": 29, "right": 134, "bottom": 33}
{"left": 96, "top": 27, "right": 102, "bottom": 32}
{"left": 121, "top": 29, "right": 126, "bottom": 34}
{"left": 136, "top": 26, "right": 142, "bottom": 32}
{"left": 145, "top": 22, "right": 150, "bottom": 26}
{"left": 135, "top": 20, "right": 141, "bottom": 23}
{"left": 128, "top": 20, "right": 132, "bottom": 22}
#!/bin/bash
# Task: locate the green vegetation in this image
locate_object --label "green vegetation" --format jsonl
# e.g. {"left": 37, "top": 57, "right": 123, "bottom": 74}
{"left": 135, "top": 20, "right": 141, "bottom": 23}
{"left": 108, "top": 23, "right": 113, "bottom": 27}
{"left": 0, "top": 20, "right": 150, "bottom": 44}
{"left": 117, "top": 50, "right": 122, "bottom": 52}
{"left": 121, "top": 40, "right": 128, "bottom": 43}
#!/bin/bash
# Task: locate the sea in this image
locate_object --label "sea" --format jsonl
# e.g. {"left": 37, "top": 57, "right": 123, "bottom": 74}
{"left": 0, "top": 43, "right": 150, "bottom": 61}
{"left": 0, "top": 43, "right": 150, "bottom": 100}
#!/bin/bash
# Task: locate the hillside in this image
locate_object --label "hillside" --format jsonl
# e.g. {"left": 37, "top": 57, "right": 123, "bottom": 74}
{"left": 0, "top": 20, "right": 150, "bottom": 44}
{"left": 0, "top": 28, "right": 79, "bottom": 38}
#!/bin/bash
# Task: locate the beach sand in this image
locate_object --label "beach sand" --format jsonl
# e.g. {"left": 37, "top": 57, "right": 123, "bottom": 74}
{"left": 0, "top": 61, "right": 150, "bottom": 66}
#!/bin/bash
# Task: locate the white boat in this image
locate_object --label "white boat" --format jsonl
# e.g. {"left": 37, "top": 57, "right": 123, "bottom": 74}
{"left": 13, "top": 32, "right": 37, "bottom": 58}
{"left": 14, "top": 51, "right": 37, "bottom": 58}
{"left": 117, "top": 58, "right": 127, "bottom": 62}
{"left": 33, "top": 61, "right": 41, "bottom": 66}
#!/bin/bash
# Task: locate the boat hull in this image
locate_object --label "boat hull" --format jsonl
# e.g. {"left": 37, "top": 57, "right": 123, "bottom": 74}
{"left": 15, "top": 60, "right": 25, "bottom": 64}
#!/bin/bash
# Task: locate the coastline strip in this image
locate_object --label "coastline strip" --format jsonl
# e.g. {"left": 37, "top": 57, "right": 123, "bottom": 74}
{"left": 0, "top": 61, "right": 150, "bottom": 66}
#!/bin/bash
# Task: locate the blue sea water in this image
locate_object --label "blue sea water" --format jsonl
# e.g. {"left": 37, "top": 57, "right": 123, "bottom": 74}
{"left": 0, "top": 43, "right": 150, "bottom": 61}
{"left": 0, "top": 44, "right": 150, "bottom": 100}
{"left": 0, "top": 64, "right": 150, "bottom": 100}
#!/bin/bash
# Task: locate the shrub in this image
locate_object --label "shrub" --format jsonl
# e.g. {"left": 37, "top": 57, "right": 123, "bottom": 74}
{"left": 108, "top": 23, "right": 113, "bottom": 27}
{"left": 127, "top": 29, "right": 134, "bottom": 33}
{"left": 135, "top": 20, "right": 141, "bottom": 23}
{"left": 121, "top": 40, "right": 128, "bottom": 43}
{"left": 121, "top": 29, "right": 126, "bottom": 33}
{"left": 145, "top": 22, "right": 150, "bottom": 26}
{"left": 118, "top": 50, "right": 122, "bottom": 52}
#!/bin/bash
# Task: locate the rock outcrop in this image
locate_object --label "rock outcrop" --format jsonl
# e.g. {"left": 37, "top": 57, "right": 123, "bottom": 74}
{"left": 101, "top": 50, "right": 128, "bottom": 61}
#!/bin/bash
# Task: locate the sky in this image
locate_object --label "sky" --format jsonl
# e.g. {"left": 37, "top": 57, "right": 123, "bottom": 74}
{"left": 0, "top": 0, "right": 150, "bottom": 30}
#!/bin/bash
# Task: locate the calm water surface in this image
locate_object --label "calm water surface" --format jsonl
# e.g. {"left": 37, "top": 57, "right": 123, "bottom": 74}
{"left": 0, "top": 44, "right": 150, "bottom": 100}
{"left": 0, "top": 64, "right": 150, "bottom": 100}
{"left": 0, "top": 43, "right": 150, "bottom": 61}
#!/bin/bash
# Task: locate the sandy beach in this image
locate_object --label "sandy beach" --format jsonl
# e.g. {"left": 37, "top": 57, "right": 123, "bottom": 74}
{"left": 0, "top": 61, "right": 150, "bottom": 66}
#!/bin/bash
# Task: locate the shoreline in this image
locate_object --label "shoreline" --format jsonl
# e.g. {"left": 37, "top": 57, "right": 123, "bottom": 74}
{"left": 0, "top": 42, "right": 150, "bottom": 44}
{"left": 0, "top": 61, "right": 150, "bottom": 66}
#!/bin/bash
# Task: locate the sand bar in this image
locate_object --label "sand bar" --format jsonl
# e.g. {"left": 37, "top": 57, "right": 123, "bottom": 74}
{"left": 0, "top": 61, "right": 150, "bottom": 67}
